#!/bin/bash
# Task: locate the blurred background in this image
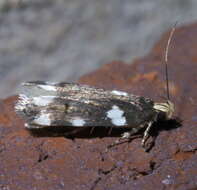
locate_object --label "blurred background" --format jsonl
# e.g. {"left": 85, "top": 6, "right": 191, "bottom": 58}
{"left": 0, "top": 0, "right": 197, "bottom": 98}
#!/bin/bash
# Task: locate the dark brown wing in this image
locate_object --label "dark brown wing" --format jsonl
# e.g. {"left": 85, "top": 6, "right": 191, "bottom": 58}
{"left": 15, "top": 81, "right": 157, "bottom": 129}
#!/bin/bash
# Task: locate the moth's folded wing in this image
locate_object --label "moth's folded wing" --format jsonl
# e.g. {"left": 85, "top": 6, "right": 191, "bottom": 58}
{"left": 15, "top": 95, "right": 117, "bottom": 128}
{"left": 15, "top": 93, "right": 155, "bottom": 129}
{"left": 20, "top": 81, "right": 134, "bottom": 101}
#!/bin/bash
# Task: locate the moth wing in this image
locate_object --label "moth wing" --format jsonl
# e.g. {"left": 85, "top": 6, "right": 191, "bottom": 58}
{"left": 15, "top": 93, "right": 156, "bottom": 129}
{"left": 21, "top": 81, "right": 137, "bottom": 101}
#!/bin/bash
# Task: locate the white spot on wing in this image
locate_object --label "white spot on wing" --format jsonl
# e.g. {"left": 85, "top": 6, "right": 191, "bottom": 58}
{"left": 111, "top": 90, "right": 128, "bottom": 96}
{"left": 38, "top": 84, "right": 56, "bottom": 91}
{"left": 71, "top": 117, "right": 86, "bottom": 127}
{"left": 106, "top": 105, "right": 127, "bottom": 126}
{"left": 33, "top": 96, "right": 56, "bottom": 106}
{"left": 34, "top": 111, "right": 51, "bottom": 126}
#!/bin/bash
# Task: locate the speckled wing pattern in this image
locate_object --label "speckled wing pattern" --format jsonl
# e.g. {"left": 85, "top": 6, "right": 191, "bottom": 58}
{"left": 15, "top": 81, "right": 157, "bottom": 129}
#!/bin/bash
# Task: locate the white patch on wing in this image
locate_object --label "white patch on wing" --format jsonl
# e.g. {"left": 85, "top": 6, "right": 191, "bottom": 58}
{"left": 33, "top": 96, "right": 56, "bottom": 106}
{"left": 106, "top": 105, "right": 127, "bottom": 126}
{"left": 111, "top": 90, "right": 128, "bottom": 96}
{"left": 38, "top": 84, "right": 57, "bottom": 91}
{"left": 34, "top": 111, "right": 51, "bottom": 126}
{"left": 25, "top": 123, "right": 45, "bottom": 129}
{"left": 71, "top": 117, "right": 86, "bottom": 127}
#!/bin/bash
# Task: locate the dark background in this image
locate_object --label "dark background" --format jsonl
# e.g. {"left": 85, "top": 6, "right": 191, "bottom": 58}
{"left": 0, "top": 0, "right": 197, "bottom": 98}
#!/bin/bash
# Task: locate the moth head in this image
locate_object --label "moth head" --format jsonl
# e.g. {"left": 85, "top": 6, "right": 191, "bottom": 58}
{"left": 153, "top": 100, "right": 174, "bottom": 120}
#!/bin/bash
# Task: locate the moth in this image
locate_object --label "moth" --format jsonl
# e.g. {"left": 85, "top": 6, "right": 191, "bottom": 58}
{"left": 15, "top": 25, "right": 176, "bottom": 150}
{"left": 15, "top": 81, "right": 174, "bottom": 149}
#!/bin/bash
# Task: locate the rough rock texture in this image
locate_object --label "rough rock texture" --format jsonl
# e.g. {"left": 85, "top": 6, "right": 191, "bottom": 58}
{"left": 0, "top": 23, "right": 197, "bottom": 190}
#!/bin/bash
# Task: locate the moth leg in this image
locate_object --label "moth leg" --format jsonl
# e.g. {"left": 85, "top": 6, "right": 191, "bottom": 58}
{"left": 107, "top": 127, "right": 141, "bottom": 149}
{"left": 108, "top": 127, "right": 113, "bottom": 135}
{"left": 64, "top": 128, "right": 88, "bottom": 137}
{"left": 121, "top": 127, "right": 139, "bottom": 139}
{"left": 90, "top": 127, "right": 96, "bottom": 134}
{"left": 141, "top": 121, "right": 153, "bottom": 147}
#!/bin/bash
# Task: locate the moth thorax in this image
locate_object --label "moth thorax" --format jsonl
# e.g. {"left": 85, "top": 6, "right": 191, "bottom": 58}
{"left": 153, "top": 100, "right": 174, "bottom": 119}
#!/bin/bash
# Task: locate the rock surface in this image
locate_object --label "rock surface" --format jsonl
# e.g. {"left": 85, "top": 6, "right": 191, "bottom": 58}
{"left": 0, "top": 23, "right": 197, "bottom": 190}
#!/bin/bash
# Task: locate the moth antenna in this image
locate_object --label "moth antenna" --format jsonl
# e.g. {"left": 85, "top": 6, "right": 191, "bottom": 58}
{"left": 164, "top": 22, "right": 177, "bottom": 101}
